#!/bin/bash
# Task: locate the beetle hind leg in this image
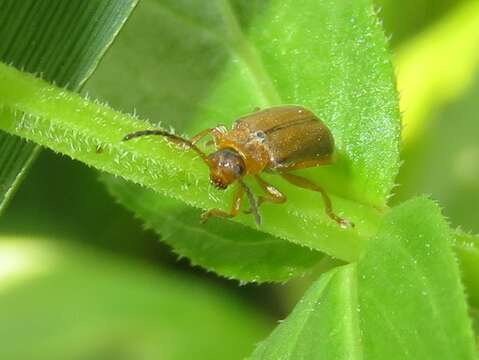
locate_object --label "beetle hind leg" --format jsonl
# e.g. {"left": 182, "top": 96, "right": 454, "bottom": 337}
{"left": 280, "top": 173, "right": 353, "bottom": 228}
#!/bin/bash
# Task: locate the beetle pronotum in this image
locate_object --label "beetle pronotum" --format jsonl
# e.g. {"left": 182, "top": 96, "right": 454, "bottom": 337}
{"left": 123, "top": 105, "right": 352, "bottom": 228}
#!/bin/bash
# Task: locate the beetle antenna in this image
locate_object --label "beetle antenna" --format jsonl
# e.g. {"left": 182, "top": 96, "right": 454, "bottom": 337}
{"left": 123, "top": 130, "right": 210, "bottom": 166}
{"left": 239, "top": 179, "right": 261, "bottom": 226}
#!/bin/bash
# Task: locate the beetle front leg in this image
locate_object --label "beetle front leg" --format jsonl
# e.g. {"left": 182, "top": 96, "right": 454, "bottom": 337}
{"left": 245, "top": 175, "right": 286, "bottom": 213}
{"left": 200, "top": 184, "right": 244, "bottom": 223}
{"left": 255, "top": 175, "right": 287, "bottom": 206}
{"left": 190, "top": 128, "right": 214, "bottom": 144}
{"left": 191, "top": 125, "right": 226, "bottom": 145}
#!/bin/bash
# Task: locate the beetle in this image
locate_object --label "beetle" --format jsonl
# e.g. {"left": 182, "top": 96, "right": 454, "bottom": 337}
{"left": 123, "top": 105, "right": 352, "bottom": 228}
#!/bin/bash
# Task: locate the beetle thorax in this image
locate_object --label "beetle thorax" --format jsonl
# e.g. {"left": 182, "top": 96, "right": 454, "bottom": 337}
{"left": 208, "top": 148, "right": 246, "bottom": 189}
{"left": 216, "top": 127, "right": 272, "bottom": 175}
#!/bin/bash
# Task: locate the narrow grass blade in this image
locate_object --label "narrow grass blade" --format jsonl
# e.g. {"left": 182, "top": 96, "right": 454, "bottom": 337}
{"left": 0, "top": 0, "right": 138, "bottom": 213}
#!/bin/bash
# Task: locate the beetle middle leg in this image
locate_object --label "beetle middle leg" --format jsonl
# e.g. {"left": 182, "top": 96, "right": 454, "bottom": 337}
{"left": 280, "top": 173, "right": 353, "bottom": 228}
{"left": 245, "top": 175, "right": 286, "bottom": 213}
{"left": 200, "top": 183, "right": 244, "bottom": 223}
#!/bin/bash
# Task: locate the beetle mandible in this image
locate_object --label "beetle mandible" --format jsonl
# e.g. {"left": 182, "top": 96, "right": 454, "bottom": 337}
{"left": 123, "top": 105, "right": 352, "bottom": 228}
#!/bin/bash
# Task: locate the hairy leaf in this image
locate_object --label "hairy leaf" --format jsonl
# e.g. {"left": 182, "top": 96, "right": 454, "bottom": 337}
{"left": 249, "top": 197, "right": 476, "bottom": 359}
{"left": 0, "top": 0, "right": 399, "bottom": 266}
{"left": 103, "top": 175, "right": 323, "bottom": 282}
{"left": 455, "top": 230, "right": 479, "bottom": 309}
{"left": 0, "top": 61, "right": 376, "bottom": 263}
{"left": 85, "top": 0, "right": 399, "bottom": 280}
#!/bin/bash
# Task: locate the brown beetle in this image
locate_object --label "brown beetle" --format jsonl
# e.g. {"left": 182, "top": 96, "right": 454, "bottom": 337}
{"left": 123, "top": 105, "right": 352, "bottom": 228}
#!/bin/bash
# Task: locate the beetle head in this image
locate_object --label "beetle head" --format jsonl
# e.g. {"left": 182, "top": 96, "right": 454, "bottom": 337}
{"left": 208, "top": 149, "right": 246, "bottom": 189}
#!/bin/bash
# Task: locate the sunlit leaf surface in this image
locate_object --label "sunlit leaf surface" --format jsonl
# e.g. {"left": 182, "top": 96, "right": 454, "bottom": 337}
{"left": 94, "top": 0, "right": 400, "bottom": 274}
{"left": 104, "top": 175, "right": 323, "bottom": 282}
{"left": 249, "top": 198, "right": 476, "bottom": 359}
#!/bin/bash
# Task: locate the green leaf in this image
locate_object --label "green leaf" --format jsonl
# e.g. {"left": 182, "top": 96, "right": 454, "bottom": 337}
{"left": 393, "top": 60, "right": 479, "bottom": 305}
{"left": 249, "top": 197, "right": 477, "bottom": 359}
{"left": 84, "top": 0, "right": 399, "bottom": 279}
{"left": 227, "top": 0, "right": 400, "bottom": 207}
{"left": 455, "top": 230, "right": 479, "bottom": 309}
{"left": 356, "top": 198, "right": 476, "bottom": 358}
{"left": 0, "top": 0, "right": 399, "bottom": 264}
{"left": 0, "top": 56, "right": 376, "bottom": 263}
{"left": 103, "top": 175, "right": 323, "bottom": 283}
{"left": 0, "top": 238, "right": 270, "bottom": 359}
{"left": 0, "top": 0, "right": 138, "bottom": 213}
{"left": 248, "top": 265, "right": 362, "bottom": 359}
{"left": 93, "top": 0, "right": 400, "bottom": 207}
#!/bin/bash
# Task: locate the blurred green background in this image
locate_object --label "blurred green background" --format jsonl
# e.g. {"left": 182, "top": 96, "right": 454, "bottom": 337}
{"left": 0, "top": 0, "right": 478, "bottom": 358}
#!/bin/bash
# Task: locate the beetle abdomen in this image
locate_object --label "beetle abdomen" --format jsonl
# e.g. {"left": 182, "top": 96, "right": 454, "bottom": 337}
{"left": 268, "top": 118, "right": 334, "bottom": 167}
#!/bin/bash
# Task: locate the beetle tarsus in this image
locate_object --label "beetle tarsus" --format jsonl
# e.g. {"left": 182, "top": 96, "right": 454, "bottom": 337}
{"left": 331, "top": 214, "right": 354, "bottom": 229}
{"left": 239, "top": 179, "right": 261, "bottom": 226}
{"left": 200, "top": 209, "right": 233, "bottom": 223}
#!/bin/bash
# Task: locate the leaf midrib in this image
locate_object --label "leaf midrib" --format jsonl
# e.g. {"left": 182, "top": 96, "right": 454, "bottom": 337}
{"left": 287, "top": 266, "right": 364, "bottom": 359}
{"left": 283, "top": 270, "right": 336, "bottom": 359}
{"left": 339, "top": 265, "right": 363, "bottom": 360}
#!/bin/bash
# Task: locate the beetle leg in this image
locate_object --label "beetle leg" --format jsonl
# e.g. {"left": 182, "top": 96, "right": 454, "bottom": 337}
{"left": 190, "top": 128, "right": 214, "bottom": 144}
{"left": 280, "top": 173, "right": 353, "bottom": 228}
{"left": 200, "top": 183, "right": 244, "bottom": 223}
{"left": 245, "top": 175, "right": 286, "bottom": 213}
